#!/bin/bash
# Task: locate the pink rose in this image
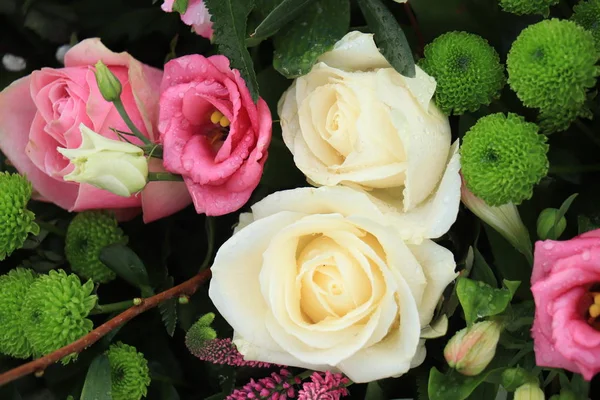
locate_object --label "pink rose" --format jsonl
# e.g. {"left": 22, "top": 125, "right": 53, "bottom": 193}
{"left": 531, "top": 229, "right": 600, "bottom": 380}
{"left": 159, "top": 55, "right": 272, "bottom": 216}
{"left": 162, "top": 0, "right": 213, "bottom": 39}
{"left": 0, "top": 39, "right": 191, "bottom": 222}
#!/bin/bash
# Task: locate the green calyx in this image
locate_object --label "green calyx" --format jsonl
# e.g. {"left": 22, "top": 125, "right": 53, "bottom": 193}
{"left": 572, "top": 0, "right": 600, "bottom": 52}
{"left": 0, "top": 172, "right": 39, "bottom": 260}
{"left": 507, "top": 19, "right": 599, "bottom": 133}
{"left": 461, "top": 113, "right": 549, "bottom": 206}
{"left": 185, "top": 313, "right": 218, "bottom": 356}
{"left": 65, "top": 211, "right": 128, "bottom": 283}
{"left": 21, "top": 269, "right": 96, "bottom": 363}
{"left": 419, "top": 31, "right": 505, "bottom": 115}
{"left": 0, "top": 268, "right": 37, "bottom": 358}
{"left": 106, "top": 342, "right": 151, "bottom": 400}
{"left": 499, "top": 0, "right": 559, "bottom": 16}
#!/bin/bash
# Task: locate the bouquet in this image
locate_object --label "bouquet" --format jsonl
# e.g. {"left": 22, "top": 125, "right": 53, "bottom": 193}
{"left": 0, "top": 0, "right": 599, "bottom": 399}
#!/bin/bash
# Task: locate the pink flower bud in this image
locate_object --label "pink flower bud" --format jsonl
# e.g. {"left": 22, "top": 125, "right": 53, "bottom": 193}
{"left": 444, "top": 320, "right": 502, "bottom": 376}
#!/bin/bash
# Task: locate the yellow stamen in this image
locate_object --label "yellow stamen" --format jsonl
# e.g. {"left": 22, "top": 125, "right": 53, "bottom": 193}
{"left": 589, "top": 304, "right": 600, "bottom": 319}
{"left": 593, "top": 293, "right": 600, "bottom": 305}
{"left": 210, "top": 111, "right": 223, "bottom": 124}
{"left": 219, "top": 115, "right": 230, "bottom": 128}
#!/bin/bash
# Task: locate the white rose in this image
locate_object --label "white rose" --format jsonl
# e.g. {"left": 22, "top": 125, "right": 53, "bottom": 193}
{"left": 209, "top": 186, "right": 457, "bottom": 383}
{"left": 278, "top": 31, "right": 461, "bottom": 243}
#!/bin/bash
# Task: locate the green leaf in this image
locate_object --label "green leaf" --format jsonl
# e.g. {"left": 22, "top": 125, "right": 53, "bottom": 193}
{"left": 81, "top": 355, "right": 112, "bottom": 400}
{"left": 364, "top": 381, "right": 386, "bottom": 400}
{"left": 99, "top": 244, "right": 151, "bottom": 290}
{"left": 273, "top": 0, "right": 350, "bottom": 78}
{"left": 204, "top": 0, "right": 260, "bottom": 102}
{"left": 252, "top": 0, "right": 317, "bottom": 39}
{"left": 471, "top": 248, "right": 497, "bottom": 288}
{"left": 501, "top": 368, "right": 538, "bottom": 392}
{"left": 357, "top": 0, "right": 415, "bottom": 77}
{"left": 457, "top": 277, "right": 520, "bottom": 326}
{"left": 158, "top": 276, "right": 178, "bottom": 337}
{"left": 428, "top": 367, "right": 491, "bottom": 400}
{"left": 172, "top": 0, "right": 189, "bottom": 14}
{"left": 547, "top": 193, "right": 578, "bottom": 240}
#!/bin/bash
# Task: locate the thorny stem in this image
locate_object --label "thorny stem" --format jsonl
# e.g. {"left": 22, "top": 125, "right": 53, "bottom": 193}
{"left": 0, "top": 269, "right": 212, "bottom": 387}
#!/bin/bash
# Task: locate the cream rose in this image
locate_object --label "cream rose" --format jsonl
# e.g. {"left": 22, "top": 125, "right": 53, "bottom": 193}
{"left": 278, "top": 31, "right": 461, "bottom": 242}
{"left": 209, "top": 186, "right": 457, "bottom": 383}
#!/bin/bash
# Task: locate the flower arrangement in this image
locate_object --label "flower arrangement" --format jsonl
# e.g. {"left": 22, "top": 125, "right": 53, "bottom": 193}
{"left": 0, "top": 0, "right": 599, "bottom": 399}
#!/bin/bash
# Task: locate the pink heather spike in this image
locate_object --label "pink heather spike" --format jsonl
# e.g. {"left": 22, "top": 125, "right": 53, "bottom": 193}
{"left": 297, "top": 371, "right": 350, "bottom": 400}
{"left": 226, "top": 369, "right": 297, "bottom": 400}
{"left": 193, "top": 338, "right": 273, "bottom": 368}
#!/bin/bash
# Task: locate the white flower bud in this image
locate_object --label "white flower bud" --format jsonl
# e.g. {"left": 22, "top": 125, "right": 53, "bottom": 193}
{"left": 58, "top": 124, "right": 148, "bottom": 197}
{"left": 444, "top": 320, "right": 502, "bottom": 376}
{"left": 514, "top": 383, "right": 545, "bottom": 400}
{"left": 2, "top": 54, "right": 26, "bottom": 72}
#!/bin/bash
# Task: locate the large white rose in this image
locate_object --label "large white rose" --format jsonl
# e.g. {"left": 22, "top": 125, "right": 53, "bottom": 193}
{"left": 278, "top": 31, "right": 461, "bottom": 243}
{"left": 209, "top": 186, "right": 457, "bottom": 383}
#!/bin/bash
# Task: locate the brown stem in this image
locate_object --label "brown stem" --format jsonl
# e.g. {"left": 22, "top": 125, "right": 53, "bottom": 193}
{"left": 405, "top": 3, "right": 425, "bottom": 58}
{"left": 0, "top": 269, "right": 212, "bottom": 387}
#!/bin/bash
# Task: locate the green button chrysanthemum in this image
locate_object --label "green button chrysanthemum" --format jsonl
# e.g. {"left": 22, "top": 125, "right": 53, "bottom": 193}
{"left": 65, "top": 211, "right": 128, "bottom": 283}
{"left": 0, "top": 268, "right": 37, "bottom": 358}
{"left": 419, "top": 31, "right": 505, "bottom": 115}
{"left": 461, "top": 113, "right": 549, "bottom": 206}
{"left": 106, "top": 342, "right": 151, "bottom": 400}
{"left": 507, "top": 19, "right": 599, "bottom": 133}
{"left": 0, "top": 172, "right": 39, "bottom": 260}
{"left": 499, "top": 0, "right": 559, "bottom": 16}
{"left": 572, "top": 0, "right": 600, "bottom": 52}
{"left": 21, "top": 270, "right": 97, "bottom": 363}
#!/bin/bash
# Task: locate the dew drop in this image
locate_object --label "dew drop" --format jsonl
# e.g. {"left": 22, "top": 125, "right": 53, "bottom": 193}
{"left": 582, "top": 250, "right": 591, "bottom": 261}
{"left": 543, "top": 242, "right": 555, "bottom": 250}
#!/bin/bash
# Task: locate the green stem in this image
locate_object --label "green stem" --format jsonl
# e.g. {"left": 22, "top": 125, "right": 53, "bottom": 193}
{"left": 90, "top": 300, "right": 136, "bottom": 315}
{"left": 142, "top": 144, "right": 164, "bottom": 159}
{"left": 147, "top": 172, "right": 184, "bottom": 182}
{"left": 550, "top": 164, "right": 600, "bottom": 174}
{"left": 113, "top": 99, "right": 151, "bottom": 146}
{"left": 200, "top": 217, "right": 215, "bottom": 271}
{"left": 35, "top": 220, "right": 66, "bottom": 237}
{"left": 575, "top": 119, "right": 600, "bottom": 149}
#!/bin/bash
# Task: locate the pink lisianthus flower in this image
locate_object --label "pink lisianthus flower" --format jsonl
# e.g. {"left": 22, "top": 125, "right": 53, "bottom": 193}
{"left": 0, "top": 38, "right": 191, "bottom": 222}
{"left": 162, "top": 0, "right": 213, "bottom": 39}
{"left": 158, "top": 55, "right": 272, "bottom": 216}
{"left": 531, "top": 228, "right": 600, "bottom": 380}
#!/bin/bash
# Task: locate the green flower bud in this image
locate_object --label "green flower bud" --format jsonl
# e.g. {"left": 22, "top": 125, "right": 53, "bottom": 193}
{"left": 65, "top": 211, "right": 128, "bottom": 283}
{"left": 106, "top": 342, "right": 151, "bottom": 400}
{"left": 507, "top": 19, "right": 599, "bottom": 133}
{"left": 444, "top": 320, "right": 502, "bottom": 376}
{"left": 0, "top": 268, "right": 37, "bottom": 358}
{"left": 0, "top": 172, "right": 39, "bottom": 260}
{"left": 514, "top": 383, "right": 545, "bottom": 400}
{"left": 461, "top": 113, "right": 549, "bottom": 206}
{"left": 21, "top": 270, "right": 97, "bottom": 362}
{"left": 572, "top": 0, "right": 600, "bottom": 52}
{"left": 549, "top": 390, "right": 577, "bottom": 400}
{"left": 185, "top": 313, "right": 218, "bottom": 355}
{"left": 537, "top": 208, "right": 567, "bottom": 240}
{"left": 499, "top": 0, "right": 559, "bottom": 16}
{"left": 94, "top": 61, "right": 122, "bottom": 102}
{"left": 419, "top": 31, "right": 505, "bottom": 115}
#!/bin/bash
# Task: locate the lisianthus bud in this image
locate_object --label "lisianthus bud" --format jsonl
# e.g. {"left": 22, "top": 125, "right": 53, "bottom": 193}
{"left": 514, "top": 383, "right": 545, "bottom": 400}
{"left": 58, "top": 124, "right": 149, "bottom": 197}
{"left": 537, "top": 208, "right": 567, "bottom": 240}
{"left": 94, "top": 61, "right": 122, "bottom": 102}
{"left": 444, "top": 320, "right": 502, "bottom": 376}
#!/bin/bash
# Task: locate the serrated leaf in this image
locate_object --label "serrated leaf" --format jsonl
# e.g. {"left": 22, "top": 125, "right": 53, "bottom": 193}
{"left": 357, "top": 0, "right": 415, "bottom": 77}
{"left": 172, "top": 0, "right": 189, "bottom": 14}
{"left": 158, "top": 275, "right": 178, "bottom": 336}
{"left": 81, "top": 355, "right": 112, "bottom": 400}
{"left": 252, "top": 0, "right": 317, "bottom": 40}
{"left": 457, "top": 277, "right": 520, "bottom": 326}
{"left": 204, "top": 0, "right": 259, "bottom": 102}
{"left": 100, "top": 244, "right": 151, "bottom": 290}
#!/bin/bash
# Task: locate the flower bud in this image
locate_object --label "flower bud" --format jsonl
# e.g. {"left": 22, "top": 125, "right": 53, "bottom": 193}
{"left": 514, "top": 383, "right": 545, "bottom": 400}
{"left": 444, "top": 320, "right": 502, "bottom": 376}
{"left": 94, "top": 60, "right": 122, "bottom": 102}
{"left": 58, "top": 124, "right": 149, "bottom": 197}
{"left": 549, "top": 390, "right": 576, "bottom": 400}
{"left": 537, "top": 208, "right": 567, "bottom": 240}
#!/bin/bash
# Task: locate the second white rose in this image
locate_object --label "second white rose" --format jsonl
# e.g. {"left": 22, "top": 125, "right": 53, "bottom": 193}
{"left": 279, "top": 31, "right": 461, "bottom": 242}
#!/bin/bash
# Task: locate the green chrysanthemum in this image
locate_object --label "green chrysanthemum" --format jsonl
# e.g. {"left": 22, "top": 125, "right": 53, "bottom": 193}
{"left": 21, "top": 270, "right": 96, "bottom": 362}
{"left": 0, "top": 172, "right": 39, "bottom": 260}
{"left": 499, "top": 0, "right": 559, "bottom": 16}
{"left": 572, "top": 0, "right": 600, "bottom": 52}
{"left": 106, "top": 342, "right": 151, "bottom": 400}
{"left": 461, "top": 113, "right": 549, "bottom": 206}
{"left": 0, "top": 268, "right": 37, "bottom": 358}
{"left": 65, "top": 211, "right": 128, "bottom": 283}
{"left": 419, "top": 31, "right": 505, "bottom": 115}
{"left": 507, "top": 19, "right": 599, "bottom": 132}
